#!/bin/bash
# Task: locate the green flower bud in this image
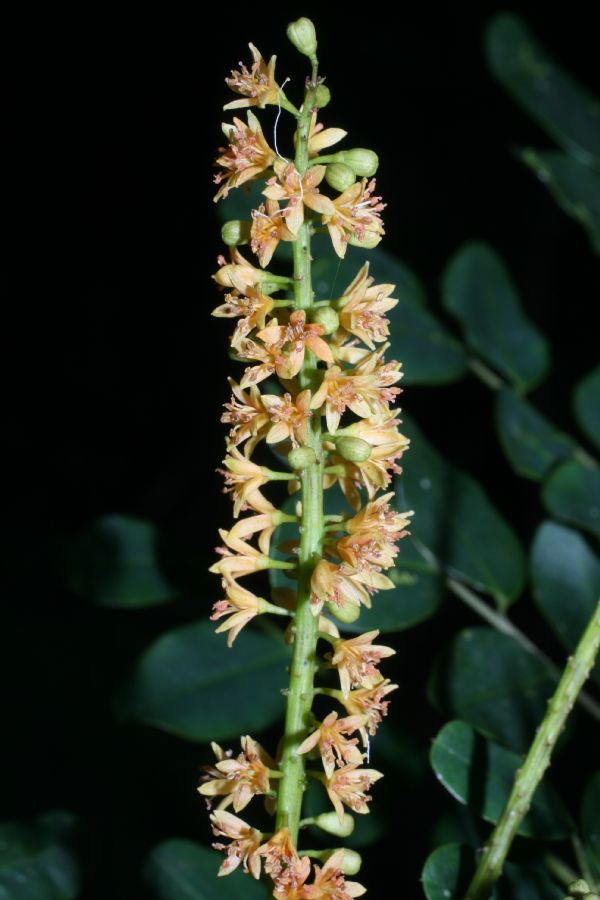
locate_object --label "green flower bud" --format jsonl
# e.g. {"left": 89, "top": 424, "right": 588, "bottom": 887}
{"left": 288, "top": 446, "right": 317, "bottom": 470}
{"left": 329, "top": 848, "right": 362, "bottom": 876}
{"left": 313, "top": 811, "right": 355, "bottom": 837}
{"left": 334, "top": 436, "right": 372, "bottom": 462}
{"left": 348, "top": 230, "right": 382, "bottom": 250}
{"left": 310, "top": 306, "right": 339, "bottom": 335}
{"left": 313, "top": 84, "right": 331, "bottom": 109}
{"left": 568, "top": 882, "right": 591, "bottom": 897}
{"left": 221, "top": 220, "right": 251, "bottom": 246}
{"left": 333, "top": 148, "right": 379, "bottom": 177}
{"left": 325, "top": 163, "right": 356, "bottom": 192}
{"left": 326, "top": 598, "right": 361, "bottom": 624}
{"left": 287, "top": 17, "right": 317, "bottom": 58}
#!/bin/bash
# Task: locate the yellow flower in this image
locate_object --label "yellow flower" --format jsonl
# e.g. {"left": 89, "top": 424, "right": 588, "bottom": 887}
{"left": 330, "top": 631, "right": 396, "bottom": 697}
{"left": 258, "top": 828, "right": 310, "bottom": 895}
{"left": 219, "top": 447, "right": 274, "bottom": 517}
{"left": 214, "top": 248, "right": 269, "bottom": 293}
{"left": 310, "top": 344, "right": 403, "bottom": 433}
{"left": 210, "top": 578, "right": 265, "bottom": 646}
{"left": 212, "top": 287, "right": 275, "bottom": 348}
{"left": 261, "top": 389, "right": 312, "bottom": 446}
{"left": 210, "top": 809, "right": 263, "bottom": 878}
{"left": 310, "top": 559, "right": 371, "bottom": 616}
{"left": 323, "top": 178, "right": 386, "bottom": 258}
{"left": 224, "top": 44, "right": 279, "bottom": 110}
{"left": 340, "top": 679, "right": 399, "bottom": 738}
{"left": 198, "top": 736, "right": 276, "bottom": 812}
{"left": 297, "top": 710, "right": 366, "bottom": 777}
{"left": 214, "top": 112, "right": 276, "bottom": 201}
{"left": 337, "top": 262, "right": 398, "bottom": 349}
{"left": 210, "top": 529, "right": 272, "bottom": 581}
{"left": 324, "top": 764, "right": 383, "bottom": 822}
{"left": 221, "top": 379, "right": 270, "bottom": 454}
{"left": 223, "top": 509, "right": 288, "bottom": 556}
{"left": 237, "top": 335, "right": 282, "bottom": 389}
{"left": 262, "top": 161, "right": 335, "bottom": 235}
{"left": 307, "top": 849, "right": 366, "bottom": 898}
{"left": 336, "top": 493, "right": 413, "bottom": 572}
{"left": 251, "top": 199, "right": 296, "bottom": 268}
{"left": 305, "top": 112, "right": 347, "bottom": 157}
{"left": 257, "top": 310, "right": 334, "bottom": 379}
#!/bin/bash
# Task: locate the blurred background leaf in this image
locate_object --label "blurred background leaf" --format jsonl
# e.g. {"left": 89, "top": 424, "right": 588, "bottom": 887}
{"left": 115, "top": 620, "right": 290, "bottom": 741}
{"left": 581, "top": 772, "right": 600, "bottom": 883}
{"left": 144, "top": 839, "right": 268, "bottom": 899}
{"left": 495, "top": 388, "right": 575, "bottom": 481}
{"left": 0, "top": 811, "right": 80, "bottom": 900}
{"left": 542, "top": 460, "right": 600, "bottom": 539}
{"left": 574, "top": 366, "right": 600, "bottom": 452}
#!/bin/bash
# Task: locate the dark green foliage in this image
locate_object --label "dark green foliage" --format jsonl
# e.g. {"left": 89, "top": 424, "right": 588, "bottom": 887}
{"left": 0, "top": 812, "right": 80, "bottom": 900}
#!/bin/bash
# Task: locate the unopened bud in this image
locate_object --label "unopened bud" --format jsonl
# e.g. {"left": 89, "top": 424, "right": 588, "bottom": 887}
{"left": 310, "top": 306, "right": 339, "bottom": 335}
{"left": 287, "top": 17, "right": 317, "bottom": 58}
{"left": 568, "top": 882, "right": 591, "bottom": 897}
{"left": 332, "top": 148, "right": 379, "bottom": 177}
{"left": 288, "top": 447, "right": 317, "bottom": 470}
{"left": 348, "top": 231, "right": 382, "bottom": 250}
{"left": 221, "top": 220, "right": 250, "bottom": 246}
{"left": 313, "top": 811, "right": 354, "bottom": 837}
{"left": 313, "top": 84, "right": 331, "bottom": 109}
{"left": 327, "top": 848, "right": 362, "bottom": 876}
{"left": 334, "top": 436, "right": 371, "bottom": 462}
{"left": 325, "top": 163, "right": 356, "bottom": 193}
{"left": 326, "top": 598, "right": 361, "bottom": 624}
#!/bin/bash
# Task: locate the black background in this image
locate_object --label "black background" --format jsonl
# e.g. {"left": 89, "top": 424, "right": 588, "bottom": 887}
{"left": 3, "top": 4, "right": 599, "bottom": 897}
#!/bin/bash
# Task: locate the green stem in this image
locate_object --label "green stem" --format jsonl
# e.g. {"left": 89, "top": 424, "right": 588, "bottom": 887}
{"left": 275, "top": 73, "right": 323, "bottom": 844}
{"left": 544, "top": 853, "right": 578, "bottom": 889}
{"left": 464, "top": 600, "right": 600, "bottom": 900}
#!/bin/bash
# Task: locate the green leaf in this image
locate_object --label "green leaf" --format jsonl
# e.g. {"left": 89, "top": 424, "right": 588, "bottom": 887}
{"left": 531, "top": 521, "right": 600, "bottom": 688}
{"left": 312, "top": 237, "right": 468, "bottom": 386}
{"left": 442, "top": 242, "right": 549, "bottom": 391}
{"left": 116, "top": 620, "right": 290, "bottom": 741}
{"left": 430, "top": 720, "right": 573, "bottom": 838}
{"left": 495, "top": 388, "right": 574, "bottom": 481}
{"left": 397, "top": 414, "right": 526, "bottom": 609}
{"left": 499, "top": 864, "right": 564, "bottom": 899}
{"left": 144, "top": 839, "right": 267, "bottom": 900}
{"left": 486, "top": 13, "right": 600, "bottom": 166}
{"left": 270, "top": 490, "right": 443, "bottom": 634}
{"left": 542, "top": 460, "right": 600, "bottom": 539}
{"left": 428, "top": 628, "right": 555, "bottom": 752}
{"left": 581, "top": 772, "right": 600, "bottom": 882}
{"left": 574, "top": 365, "right": 600, "bottom": 452}
{"left": 422, "top": 843, "right": 473, "bottom": 900}
{"left": 0, "top": 811, "right": 80, "bottom": 900}
{"left": 522, "top": 149, "right": 600, "bottom": 254}
{"left": 63, "top": 515, "right": 174, "bottom": 608}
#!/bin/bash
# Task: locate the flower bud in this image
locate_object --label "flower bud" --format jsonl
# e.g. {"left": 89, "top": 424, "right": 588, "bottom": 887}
{"left": 326, "top": 598, "right": 361, "bottom": 624}
{"left": 327, "top": 848, "right": 362, "bottom": 876}
{"left": 221, "top": 220, "right": 250, "bottom": 246}
{"left": 287, "top": 17, "right": 317, "bottom": 58}
{"left": 288, "top": 447, "right": 317, "bottom": 470}
{"left": 310, "top": 306, "right": 339, "bottom": 335}
{"left": 313, "top": 84, "right": 331, "bottom": 109}
{"left": 348, "top": 231, "right": 382, "bottom": 250}
{"left": 332, "top": 148, "right": 379, "bottom": 177}
{"left": 325, "top": 163, "right": 356, "bottom": 193}
{"left": 313, "top": 811, "right": 355, "bottom": 837}
{"left": 568, "top": 882, "right": 592, "bottom": 897}
{"left": 334, "top": 436, "right": 372, "bottom": 462}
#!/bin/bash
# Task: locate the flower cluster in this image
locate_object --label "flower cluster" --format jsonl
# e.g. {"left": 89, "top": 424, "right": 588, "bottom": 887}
{"left": 203, "top": 20, "right": 412, "bottom": 898}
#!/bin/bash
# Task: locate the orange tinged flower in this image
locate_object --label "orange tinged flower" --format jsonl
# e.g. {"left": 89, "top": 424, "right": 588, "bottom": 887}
{"left": 336, "top": 494, "right": 412, "bottom": 572}
{"left": 259, "top": 828, "right": 311, "bottom": 895}
{"left": 210, "top": 528, "right": 272, "bottom": 581}
{"left": 337, "top": 262, "right": 398, "bottom": 349}
{"left": 263, "top": 160, "right": 335, "bottom": 235}
{"left": 198, "top": 736, "right": 276, "bottom": 812}
{"left": 221, "top": 379, "right": 270, "bottom": 454}
{"left": 210, "top": 578, "right": 265, "bottom": 646}
{"left": 224, "top": 44, "right": 279, "bottom": 110}
{"left": 251, "top": 199, "right": 296, "bottom": 268}
{"left": 323, "top": 178, "right": 386, "bottom": 258}
{"left": 210, "top": 809, "right": 263, "bottom": 878}
{"left": 330, "top": 631, "right": 396, "bottom": 697}
{"left": 340, "top": 679, "right": 399, "bottom": 738}
{"left": 237, "top": 335, "right": 282, "bottom": 389}
{"left": 298, "top": 710, "right": 366, "bottom": 777}
{"left": 212, "top": 287, "right": 275, "bottom": 348}
{"left": 219, "top": 447, "right": 274, "bottom": 517}
{"left": 325, "top": 764, "right": 383, "bottom": 822}
{"left": 214, "top": 247, "right": 272, "bottom": 293}
{"left": 310, "top": 560, "right": 371, "bottom": 616}
{"left": 257, "top": 310, "right": 334, "bottom": 379}
{"left": 214, "top": 112, "right": 276, "bottom": 201}
{"left": 224, "top": 509, "right": 292, "bottom": 556}
{"left": 305, "top": 112, "right": 347, "bottom": 157}
{"left": 305, "top": 849, "right": 366, "bottom": 898}
{"left": 262, "top": 389, "right": 312, "bottom": 446}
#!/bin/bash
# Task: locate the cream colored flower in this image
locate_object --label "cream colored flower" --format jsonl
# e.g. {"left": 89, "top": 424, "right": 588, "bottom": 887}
{"left": 307, "top": 849, "right": 366, "bottom": 898}
{"left": 221, "top": 379, "right": 270, "bottom": 453}
{"left": 250, "top": 199, "right": 296, "bottom": 268}
{"left": 257, "top": 310, "right": 333, "bottom": 379}
{"left": 224, "top": 44, "right": 279, "bottom": 110}
{"left": 219, "top": 447, "right": 274, "bottom": 517}
{"left": 214, "top": 112, "right": 276, "bottom": 201}
{"left": 325, "top": 764, "right": 383, "bottom": 822}
{"left": 198, "top": 736, "right": 276, "bottom": 812}
{"left": 297, "top": 710, "right": 366, "bottom": 777}
{"left": 305, "top": 112, "right": 347, "bottom": 157}
{"left": 263, "top": 160, "right": 335, "bottom": 235}
{"left": 310, "top": 559, "right": 371, "bottom": 616}
{"left": 340, "top": 679, "right": 399, "bottom": 738}
{"left": 323, "top": 178, "right": 386, "bottom": 258}
{"left": 210, "top": 579, "right": 265, "bottom": 646}
{"left": 261, "top": 389, "right": 312, "bottom": 446}
{"left": 210, "top": 809, "right": 263, "bottom": 878}
{"left": 214, "top": 248, "right": 269, "bottom": 293}
{"left": 330, "top": 631, "right": 396, "bottom": 697}
{"left": 212, "top": 287, "right": 275, "bottom": 348}
{"left": 337, "top": 262, "right": 398, "bottom": 349}
{"left": 259, "top": 828, "right": 311, "bottom": 897}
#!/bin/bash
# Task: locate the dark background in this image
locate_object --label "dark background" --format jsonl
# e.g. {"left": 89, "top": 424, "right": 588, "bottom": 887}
{"left": 3, "top": 4, "right": 599, "bottom": 897}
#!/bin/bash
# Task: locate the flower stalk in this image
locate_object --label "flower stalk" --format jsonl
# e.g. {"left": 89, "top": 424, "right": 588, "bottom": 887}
{"left": 464, "top": 600, "right": 600, "bottom": 900}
